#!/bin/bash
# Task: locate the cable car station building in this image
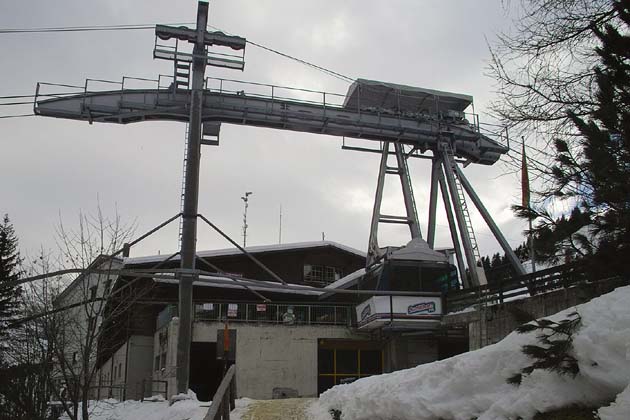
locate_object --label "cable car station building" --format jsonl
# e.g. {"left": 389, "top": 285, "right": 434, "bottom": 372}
{"left": 92, "top": 239, "right": 466, "bottom": 402}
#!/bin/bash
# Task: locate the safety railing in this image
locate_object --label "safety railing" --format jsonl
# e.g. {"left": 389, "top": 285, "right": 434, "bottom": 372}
{"left": 194, "top": 302, "right": 355, "bottom": 326}
{"left": 204, "top": 76, "right": 347, "bottom": 108}
{"left": 444, "top": 262, "right": 629, "bottom": 313}
{"left": 204, "top": 364, "right": 236, "bottom": 420}
{"left": 34, "top": 76, "right": 487, "bottom": 146}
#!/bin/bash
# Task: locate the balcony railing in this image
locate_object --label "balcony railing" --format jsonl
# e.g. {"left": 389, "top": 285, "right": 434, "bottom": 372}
{"left": 194, "top": 302, "right": 355, "bottom": 327}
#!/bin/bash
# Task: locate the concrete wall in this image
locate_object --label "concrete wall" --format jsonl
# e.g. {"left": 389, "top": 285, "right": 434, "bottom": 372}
{"left": 152, "top": 317, "right": 180, "bottom": 399}
{"left": 125, "top": 335, "right": 154, "bottom": 400}
{"left": 384, "top": 336, "right": 439, "bottom": 373}
{"left": 443, "top": 278, "right": 628, "bottom": 350}
{"left": 94, "top": 335, "right": 154, "bottom": 401}
{"left": 95, "top": 341, "right": 126, "bottom": 400}
{"left": 193, "top": 322, "right": 368, "bottom": 399}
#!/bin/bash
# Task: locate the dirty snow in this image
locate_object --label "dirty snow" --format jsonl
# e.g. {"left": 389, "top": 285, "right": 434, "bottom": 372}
{"left": 58, "top": 393, "right": 211, "bottom": 420}
{"left": 314, "top": 286, "right": 630, "bottom": 420}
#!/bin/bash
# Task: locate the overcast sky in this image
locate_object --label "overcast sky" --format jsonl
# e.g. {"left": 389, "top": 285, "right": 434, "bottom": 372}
{"left": 1, "top": 0, "right": 530, "bottom": 263}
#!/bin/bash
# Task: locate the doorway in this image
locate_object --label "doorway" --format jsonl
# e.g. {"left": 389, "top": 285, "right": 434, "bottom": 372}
{"left": 317, "top": 339, "right": 383, "bottom": 395}
{"left": 189, "top": 342, "right": 223, "bottom": 401}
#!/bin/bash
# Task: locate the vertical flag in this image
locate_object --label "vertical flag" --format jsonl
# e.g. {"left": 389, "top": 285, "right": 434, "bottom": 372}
{"left": 522, "top": 138, "right": 536, "bottom": 272}
{"left": 521, "top": 140, "right": 530, "bottom": 208}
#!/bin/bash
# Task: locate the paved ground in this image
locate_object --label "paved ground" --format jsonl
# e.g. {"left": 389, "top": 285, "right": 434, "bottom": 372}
{"left": 235, "top": 398, "right": 318, "bottom": 420}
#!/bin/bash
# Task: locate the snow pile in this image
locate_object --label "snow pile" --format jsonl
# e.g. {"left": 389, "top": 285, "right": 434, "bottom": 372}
{"left": 314, "top": 286, "right": 630, "bottom": 420}
{"left": 59, "top": 394, "right": 210, "bottom": 420}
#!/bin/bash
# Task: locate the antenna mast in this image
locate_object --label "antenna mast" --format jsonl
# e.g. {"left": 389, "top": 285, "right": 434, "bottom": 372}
{"left": 241, "top": 191, "right": 253, "bottom": 247}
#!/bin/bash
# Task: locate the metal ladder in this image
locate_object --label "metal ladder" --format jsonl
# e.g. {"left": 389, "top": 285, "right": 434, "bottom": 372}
{"left": 178, "top": 123, "right": 190, "bottom": 248}
{"left": 174, "top": 60, "right": 191, "bottom": 92}
{"left": 445, "top": 146, "right": 481, "bottom": 264}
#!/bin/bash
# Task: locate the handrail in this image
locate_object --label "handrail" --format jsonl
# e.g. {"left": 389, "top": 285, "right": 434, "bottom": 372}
{"left": 204, "top": 364, "right": 237, "bottom": 420}
{"left": 443, "top": 261, "right": 615, "bottom": 313}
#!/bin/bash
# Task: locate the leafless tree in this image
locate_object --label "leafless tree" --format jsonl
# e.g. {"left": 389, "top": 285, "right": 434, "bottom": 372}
{"left": 21, "top": 209, "right": 142, "bottom": 420}
{"left": 488, "top": 0, "right": 620, "bottom": 192}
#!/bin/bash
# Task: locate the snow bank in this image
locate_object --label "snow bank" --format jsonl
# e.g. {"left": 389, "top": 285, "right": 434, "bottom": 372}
{"left": 59, "top": 395, "right": 210, "bottom": 420}
{"left": 315, "top": 286, "right": 630, "bottom": 420}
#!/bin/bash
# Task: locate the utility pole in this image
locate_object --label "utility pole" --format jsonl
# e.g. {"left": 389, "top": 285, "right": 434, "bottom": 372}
{"left": 153, "top": 1, "right": 247, "bottom": 395}
{"left": 241, "top": 192, "right": 252, "bottom": 247}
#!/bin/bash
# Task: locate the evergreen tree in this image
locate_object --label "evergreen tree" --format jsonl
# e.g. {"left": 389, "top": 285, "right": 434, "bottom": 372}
{"left": 0, "top": 214, "right": 23, "bottom": 356}
{"left": 507, "top": 311, "right": 582, "bottom": 386}
{"left": 514, "top": 1, "right": 630, "bottom": 276}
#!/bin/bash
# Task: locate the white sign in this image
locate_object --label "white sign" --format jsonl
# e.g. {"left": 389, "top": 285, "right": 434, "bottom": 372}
{"left": 227, "top": 303, "right": 238, "bottom": 317}
{"left": 202, "top": 303, "right": 214, "bottom": 311}
{"left": 356, "top": 295, "right": 442, "bottom": 330}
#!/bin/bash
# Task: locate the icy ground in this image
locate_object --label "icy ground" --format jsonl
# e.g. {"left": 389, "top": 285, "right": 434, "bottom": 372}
{"left": 309, "top": 285, "right": 630, "bottom": 420}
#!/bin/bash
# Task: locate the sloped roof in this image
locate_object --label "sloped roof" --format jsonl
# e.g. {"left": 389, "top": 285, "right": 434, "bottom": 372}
{"left": 124, "top": 240, "right": 366, "bottom": 266}
{"left": 388, "top": 237, "right": 449, "bottom": 264}
{"left": 343, "top": 78, "right": 473, "bottom": 114}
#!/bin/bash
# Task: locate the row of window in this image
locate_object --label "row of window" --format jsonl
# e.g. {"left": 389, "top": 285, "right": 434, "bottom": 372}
{"left": 303, "top": 264, "right": 343, "bottom": 285}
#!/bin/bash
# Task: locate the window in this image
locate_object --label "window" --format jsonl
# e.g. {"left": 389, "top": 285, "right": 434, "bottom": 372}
{"left": 89, "top": 285, "right": 98, "bottom": 300}
{"left": 303, "top": 264, "right": 343, "bottom": 285}
{"left": 317, "top": 347, "right": 383, "bottom": 395}
{"left": 160, "top": 352, "right": 167, "bottom": 370}
{"left": 118, "top": 363, "right": 122, "bottom": 379}
{"left": 72, "top": 352, "right": 78, "bottom": 365}
{"left": 155, "top": 355, "right": 160, "bottom": 371}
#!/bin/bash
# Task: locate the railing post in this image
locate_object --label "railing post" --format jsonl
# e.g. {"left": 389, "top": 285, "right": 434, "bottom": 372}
{"left": 222, "top": 392, "right": 230, "bottom": 419}
{"left": 389, "top": 295, "right": 394, "bottom": 324}
{"left": 229, "top": 376, "right": 236, "bottom": 410}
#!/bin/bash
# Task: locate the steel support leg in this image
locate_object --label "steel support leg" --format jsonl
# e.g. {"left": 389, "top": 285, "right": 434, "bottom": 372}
{"left": 440, "top": 152, "right": 480, "bottom": 286}
{"left": 437, "top": 161, "right": 469, "bottom": 288}
{"left": 454, "top": 165, "right": 526, "bottom": 276}
{"left": 177, "top": 2, "right": 208, "bottom": 395}
{"left": 394, "top": 143, "right": 421, "bottom": 239}
{"left": 427, "top": 158, "right": 440, "bottom": 248}
{"left": 367, "top": 142, "right": 390, "bottom": 266}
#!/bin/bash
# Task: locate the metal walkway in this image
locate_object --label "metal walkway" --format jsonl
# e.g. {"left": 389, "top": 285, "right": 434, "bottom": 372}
{"left": 34, "top": 77, "right": 507, "bottom": 165}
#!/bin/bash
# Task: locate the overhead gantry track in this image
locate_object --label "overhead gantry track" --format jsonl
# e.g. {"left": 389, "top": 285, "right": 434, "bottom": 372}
{"left": 34, "top": 76, "right": 507, "bottom": 166}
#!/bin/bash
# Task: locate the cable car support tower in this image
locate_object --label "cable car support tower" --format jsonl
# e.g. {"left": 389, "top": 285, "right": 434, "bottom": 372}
{"left": 33, "top": 0, "right": 526, "bottom": 395}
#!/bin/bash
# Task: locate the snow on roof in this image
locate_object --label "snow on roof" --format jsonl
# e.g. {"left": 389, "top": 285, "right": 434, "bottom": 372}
{"left": 153, "top": 274, "right": 323, "bottom": 296}
{"left": 388, "top": 237, "right": 449, "bottom": 264}
{"left": 124, "top": 241, "right": 366, "bottom": 266}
